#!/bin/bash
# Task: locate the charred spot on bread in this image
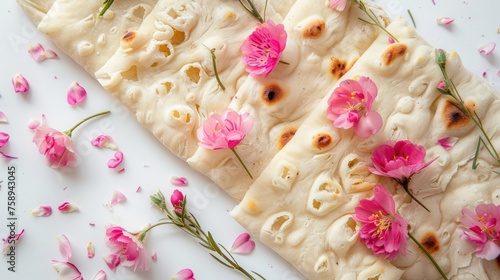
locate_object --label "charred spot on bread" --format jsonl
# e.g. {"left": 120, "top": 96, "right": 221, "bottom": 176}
{"left": 278, "top": 127, "right": 297, "bottom": 150}
{"left": 313, "top": 133, "right": 332, "bottom": 150}
{"left": 330, "top": 57, "right": 349, "bottom": 80}
{"left": 122, "top": 31, "right": 136, "bottom": 43}
{"left": 261, "top": 84, "right": 286, "bottom": 105}
{"left": 442, "top": 100, "right": 474, "bottom": 129}
{"left": 303, "top": 19, "right": 325, "bottom": 38}
{"left": 382, "top": 43, "right": 407, "bottom": 65}
{"left": 420, "top": 232, "right": 440, "bottom": 254}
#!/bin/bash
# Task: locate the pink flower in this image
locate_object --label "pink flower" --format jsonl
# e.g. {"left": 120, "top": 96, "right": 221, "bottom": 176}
{"left": 31, "top": 205, "right": 52, "bottom": 217}
{"left": 58, "top": 202, "right": 79, "bottom": 213}
{"left": 170, "top": 189, "right": 185, "bottom": 213}
{"left": 459, "top": 203, "right": 500, "bottom": 260}
{"left": 67, "top": 82, "right": 87, "bottom": 106}
{"left": 329, "top": 0, "right": 349, "bottom": 11}
{"left": 327, "top": 76, "right": 383, "bottom": 138}
{"left": 230, "top": 233, "right": 255, "bottom": 255}
{"left": 12, "top": 73, "right": 29, "bottom": 93}
{"left": 241, "top": 19, "right": 287, "bottom": 77}
{"left": 32, "top": 116, "right": 77, "bottom": 168}
{"left": 104, "top": 225, "right": 151, "bottom": 272}
{"left": 91, "top": 135, "right": 117, "bottom": 150}
{"left": 369, "top": 140, "right": 438, "bottom": 184}
{"left": 171, "top": 176, "right": 188, "bottom": 186}
{"left": 436, "top": 17, "right": 454, "bottom": 25}
{"left": 51, "top": 260, "right": 83, "bottom": 280}
{"left": 28, "top": 43, "right": 57, "bottom": 62}
{"left": 197, "top": 108, "right": 254, "bottom": 150}
{"left": 0, "top": 132, "right": 9, "bottom": 148}
{"left": 172, "top": 268, "right": 195, "bottom": 280}
{"left": 353, "top": 185, "right": 408, "bottom": 260}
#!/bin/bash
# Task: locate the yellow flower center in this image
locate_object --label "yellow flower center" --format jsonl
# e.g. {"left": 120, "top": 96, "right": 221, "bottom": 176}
{"left": 372, "top": 210, "right": 392, "bottom": 237}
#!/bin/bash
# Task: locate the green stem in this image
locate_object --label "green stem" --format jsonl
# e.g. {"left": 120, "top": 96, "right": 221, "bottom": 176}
{"left": 355, "top": 0, "right": 399, "bottom": 42}
{"left": 408, "top": 232, "right": 449, "bottom": 280}
{"left": 205, "top": 46, "right": 226, "bottom": 91}
{"left": 64, "top": 110, "right": 110, "bottom": 137}
{"left": 137, "top": 221, "right": 172, "bottom": 242}
{"left": 238, "top": 0, "right": 264, "bottom": 23}
{"left": 401, "top": 182, "right": 430, "bottom": 212}
{"left": 230, "top": 147, "right": 253, "bottom": 179}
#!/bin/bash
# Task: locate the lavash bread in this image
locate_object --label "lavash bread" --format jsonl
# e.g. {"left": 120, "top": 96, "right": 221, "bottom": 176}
{"left": 30, "top": 0, "right": 158, "bottom": 75}
{"left": 187, "top": 0, "right": 388, "bottom": 200}
{"left": 95, "top": 0, "right": 296, "bottom": 159}
{"left": 16, "top": 0, "right": 54, "bottom": 25}
{"left": 231, "top": 17, "right": 500, "bottom": 279}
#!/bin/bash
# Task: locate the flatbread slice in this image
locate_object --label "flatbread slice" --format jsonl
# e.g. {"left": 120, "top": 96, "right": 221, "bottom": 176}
{"left": 187, "top": 0, "right": 388, "bottom": 200}
{"left": 231, "top": 17, "right": 500, "bottom": 279}
{"left": 27, "top": 0, "right": 158, "bottom": 75}
{"left": 95, "top": 0, "right": 296, "bottom": 159}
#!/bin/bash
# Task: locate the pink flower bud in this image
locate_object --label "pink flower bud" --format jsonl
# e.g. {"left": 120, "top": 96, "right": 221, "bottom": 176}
{"left": 170, "top": 189, "right": 185, "bottom": 212}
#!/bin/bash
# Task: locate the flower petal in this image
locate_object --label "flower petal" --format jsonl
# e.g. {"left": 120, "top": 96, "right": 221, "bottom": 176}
{"left": 57, "top": 234, "right": 72, "bottom": 261}
{"left": 103, "top": 254, "right": 121, "bottom": 271}
{"left": 91, "top": 270, "right": 106, "bottom": 280}
{"left": 437, "top": 136, "right": 458, "bottom": 151}
{"left": 478, "top": 42, "right": 496, "bottom": 55}
{"left": 27, "top": 118, "right": 41, "bottom": 130}
{"left": 171, "top": 176, "right": 188, "bottom": 186}
{"left": 31, "top": 205, "right": 52, "bottom": 217}
{"left": 87, "top": 242, "right": 95, "bottom": 258}
{"left": 151, "top": 251, "right": 157, "bottom": 262}
{"left": 51, "top": 260, "right": 82, "bottom": 280}
{"left": 67, "top": 82, "right": 87, "bottom": 106}
{"left": 0, "top": 112, "right": 8, "bottom": 124}
{"left": 12, "top": 73, "right": 29, "bottom": 93}
{"left": 28, "top": 43, "right": 46, "bottom": 61}
{"left": 0, "top": 151, "right": 17, "bottom": 159}
{"left": 230, "top": 233, "right": 255, "bottom": 255}
{"left": 136, "top": 186, "right": 142, "bottom": 192}
{"left": 107, "top": 151, "right": 124, "bottom": 168}
{"left": 110, "top": 190, "right": 127, "bottom": 206}
{"left": 2, "top": 229, "right": 24, "bottom": 255}
{"left": 436, "top": 17, "right": 454, "bottom": 25}
{"left": 172, "top": 268, "right": 195, "bottom": 280}
{"left": 58, "top": 202, "right": 79, "bottom": 213}
{"left": 0, "top": 132, "right": 10, "bottom": 148}
{"left": 91, "top": 135, "right": 117, "bottom": 150}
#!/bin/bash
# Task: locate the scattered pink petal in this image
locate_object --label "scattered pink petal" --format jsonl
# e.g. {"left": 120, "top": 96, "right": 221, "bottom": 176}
{"left": 58, "top": 202, "right": 79, "bottom": 214}
{"left": 0, "top": 112, "right": 8, "bottom": 123}
{"left": 170, "top": 176, "right": 188, "bottom": 186}
{"left": 91, "top": 270, "right": 106, "bottom": 280}
{"left": 67, "top": 82, "right": 87, "bottom": 106}
{"left": 31, "top": 205, "right": 52, "bottom": 217}
{"left": 478, "top": 42, "right": 496, "bottom": 55}
{"left": 51, "top": 260, "right": 82, "bottom": 280}
{"left": 2, "top": 229, "right": 24, "bottom": 255}
{"left": 437, "top": 136, "right": 459, "bottom": 151}
{"left": 107, "top": 151, "right": 123, "bottom": 169}
{"left": 0, "top": 151, "right": 17, "bottom": 159}
{"left": 388, "top": 37, "right": 395, "bottom": 44}
{"left": 436, "top": 17, "right": 454, "bottom": 25}
{"left": 57, "top": 234, "right": 72, "bottom": 261}
{"left": 28, "top": 43, "right": 58, "bottom": 62}
{"left": 230, "top": 233, "right": 255, "bottom": 255}
{"left": 103, "top": 254, "right": 121, "bottom": 271}
{"left": 91, "top": 135, "right": 117, "bottom": 150}
{"left": 12, "top": 73, "right": 29, "bottom": 93}
{"left": 483, "top": 71, "right": 487, "bottom": 77}
{"left": 151, "top": 252, "right": 157, "bottom": 262}
{"left": 0, "top": 132, "right": 9, "bottom": 148}
{"left": 27, "top": 118, "right": 41, "bottom": 130}
{"left": 118, "top": 167, "right": 125, "bottom": 173}
{"left": 110, "top": 190, "right": 127, "bottom": 206}
{"left": 136, "top": 186, "right": 142, "bottom": 193}
{"left": 87, "top": 242, "right": 95, "bottom": 258}
{"left": 89, "top": 223, "right": 96, "bottom": 227}
{"left": 172, "top": 268, "right": 195, "bottom": 280}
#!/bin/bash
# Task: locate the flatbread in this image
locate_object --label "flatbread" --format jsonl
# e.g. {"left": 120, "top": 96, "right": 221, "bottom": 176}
{"left": 231, "top": 17, "right": 500, "bottom": 279}
{"left": 31, "top": 0, "right": 158, "bottom": 75}
{"left": 95, "top": 0, "right": 296, "bottom": 159}
{"left": 187, "top": 0, "right": 388, "bottom": 200}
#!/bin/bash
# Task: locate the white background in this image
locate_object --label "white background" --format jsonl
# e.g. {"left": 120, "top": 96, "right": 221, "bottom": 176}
{"left": 0, "top": 0, "right": 499, "bottom": 279}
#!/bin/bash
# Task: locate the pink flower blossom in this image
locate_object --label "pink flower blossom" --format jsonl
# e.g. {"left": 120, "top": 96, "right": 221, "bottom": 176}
{"left": 12, "top": 73, "right": 29, "bottom": 93}
{"left": 51, "top": 260, "right": 83, "bottom": 280}
{"left": 172, "top": 268, "right": 195, "bottom": 280}
{"left": 230, "top": 233, "right": 255, "bottom": 255}
{"left": 91, "top": 270, "right": 106, "bottom": 280}
{"left": 353, "top": 185, "right": 408, "bottom": 260}
{"left": 57, "top": 234, "right": 72, "bottom": 261}
{"left": 87, "top": 242, "right": 95, "bottom": 258}
{"left": 436, "top": 17, "right": 454, "bottom": 25}
{"left": 171, "top": 176, "right": 188, "bottom": 186}
{"left": 369, "top": 140, "right": 437, "bottom": 184}
{"left": 0, "top": 132, "right": 9, "bottom": 148}
{"left": 170, "top": 189, "right": 185, "bottom": 212}
{"left": 437, "top": 136, "right": 458, "bottom": 151}
{"left": 478, "top": 42, "right": 496, "bottom": 55}
{"left": 241, "top": 19, "right": 287, "bottom": 77}
{"left": 197, "top": 108, "right": 254, "bottom": 150}
{"left": 32, "top": 116, "right": 77, "bottom": 168}
{"left": 459, "top": 203, "right": 500, "bottom": 260}
{"left": 104, "top": 225, "right": 151, "bottom": 272}
{"left": 28, "top": 43, "right": 57, "bottom": 62}
{"left": 329, "top": 0, "right": 349, "bottom": 11}
{"left": 58, "top": 202, "right": 79, "bottom": 213}
{"left": 107, "top": 151, "right": 124, "bottom": 169}
{"left": 91, "top": 135, "right": 117, "bottom": 150}
{"left": 31, "top": 205, "right": 52, "bottom": 217}
{"left": 2, "top": 229, "right": 24, "bottom": 255}
{"left": 67, "top": 82, "right": 87, "bottom": 106}
{"left": 327, "top": 76, "right": 383, "bottom": 138}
